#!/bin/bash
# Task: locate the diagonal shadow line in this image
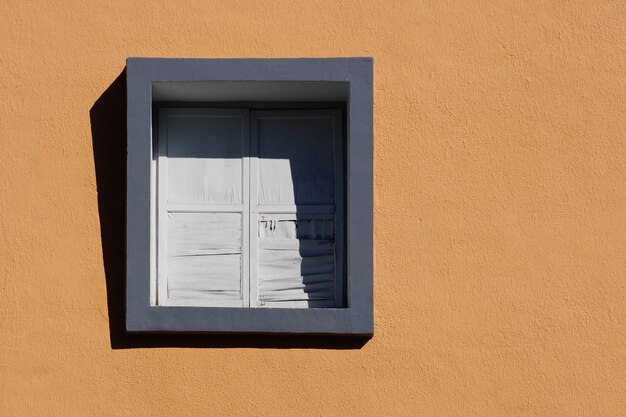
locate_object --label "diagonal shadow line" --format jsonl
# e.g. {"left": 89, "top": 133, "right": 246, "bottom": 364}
{"left": 89, "top": 69, "right": 368, "bottom": 349}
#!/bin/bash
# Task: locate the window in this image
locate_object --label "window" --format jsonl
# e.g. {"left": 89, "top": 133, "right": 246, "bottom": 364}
{"left": 127, "top": 57, "right": 373, "bottom": 334}
{"left": 156, "top": 108, "right": 344, "bottom": 308}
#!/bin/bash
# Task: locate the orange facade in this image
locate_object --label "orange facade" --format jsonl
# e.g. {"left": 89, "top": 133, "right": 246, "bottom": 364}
{"left": 1, "top": 1, "right": 625, "bottom": 416}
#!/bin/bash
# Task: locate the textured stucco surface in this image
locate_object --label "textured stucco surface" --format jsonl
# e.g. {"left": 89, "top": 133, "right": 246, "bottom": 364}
{"left": 1, "top": 1, "right": 625, "bottom": 416}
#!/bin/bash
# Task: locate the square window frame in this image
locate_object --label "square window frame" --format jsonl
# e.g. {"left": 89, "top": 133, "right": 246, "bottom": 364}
{"left": 126, "top": 57, "right": 373, "bottom": 335}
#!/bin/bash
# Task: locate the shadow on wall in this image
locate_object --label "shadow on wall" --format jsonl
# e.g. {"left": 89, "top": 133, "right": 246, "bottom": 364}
{"left": 89, "top": 69, "right": 367, "bottom": 349}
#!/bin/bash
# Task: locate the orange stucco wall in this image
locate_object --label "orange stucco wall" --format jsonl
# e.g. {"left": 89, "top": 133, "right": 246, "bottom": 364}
{"left": 1, "top": 1, "right": 625, "bottom": 416}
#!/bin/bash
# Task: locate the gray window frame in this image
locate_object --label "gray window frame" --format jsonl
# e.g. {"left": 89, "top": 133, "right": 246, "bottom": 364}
{"left": 126, "top": 57, "right": 373, "bottom": 335}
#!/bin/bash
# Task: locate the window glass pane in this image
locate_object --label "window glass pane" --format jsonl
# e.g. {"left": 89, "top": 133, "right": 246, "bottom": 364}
{"left": 258, "top": 216, "right": 336, "bottom": 307}
{"left": 166, "top": 212, "right": 243, "bottom": 306}
{"left": 166, "top": 116, "right": 243, "bottom": 204}
{"left": 257, "top": 117, "right": 334, "bottom": 205}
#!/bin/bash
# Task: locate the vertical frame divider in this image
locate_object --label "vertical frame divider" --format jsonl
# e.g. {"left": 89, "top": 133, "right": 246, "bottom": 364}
{"left": 249, "top": 112, "right": 260, "bottom": 307}
{"left": 156, "top": 110, "right": 169, "bottom": 306}
{"left": 333, "top": 109, "right": 345, "bottom": 308}
{"left": 149, "top": 105, "right": 158, "bottom": 306}
{"left": 241, "top": 110, "right": 251, "bottom": 307}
